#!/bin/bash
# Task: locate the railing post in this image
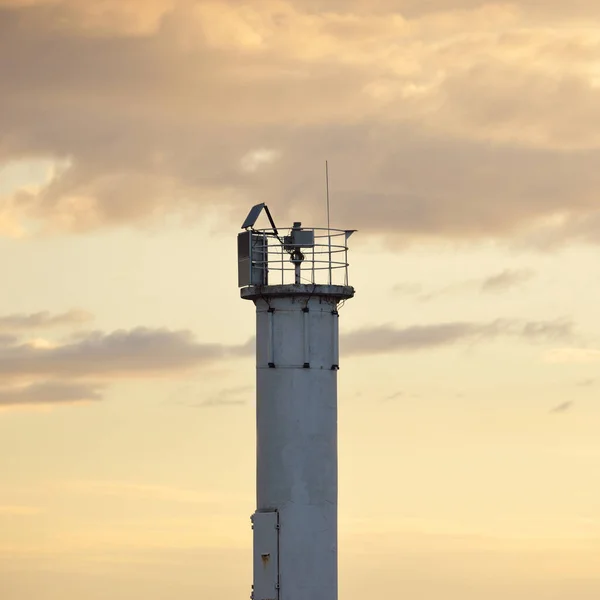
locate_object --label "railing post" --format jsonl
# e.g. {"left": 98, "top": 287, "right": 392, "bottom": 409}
{"left": 344, "top": 242, "right": 348, "bottom": 286}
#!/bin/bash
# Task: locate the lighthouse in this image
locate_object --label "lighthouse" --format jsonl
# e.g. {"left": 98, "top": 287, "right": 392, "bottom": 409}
{"left": 238, "top": 203, "right": 355, "bottom": 600}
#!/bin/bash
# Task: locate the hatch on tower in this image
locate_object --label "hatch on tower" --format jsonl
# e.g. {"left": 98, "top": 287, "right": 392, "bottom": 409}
{"left": 251, "top": 510, "right": 279, "bottom": 600}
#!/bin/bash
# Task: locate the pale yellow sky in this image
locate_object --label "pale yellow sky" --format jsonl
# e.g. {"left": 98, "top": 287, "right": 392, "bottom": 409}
{"left": 1, "top": 1, "right": 600, "bottom": 598}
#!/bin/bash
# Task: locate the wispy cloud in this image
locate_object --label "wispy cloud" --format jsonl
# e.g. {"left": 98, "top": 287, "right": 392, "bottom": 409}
{"left": 0, "top": 309, "right": 93, "bottom": 332}
{"left": 382, "top": 390, "right": 420, "bottom": 402}
{"left": 576, "top": 378, "right": 596, "bottom": 387}
{"left": 175, "top": 385, "right": 252, "bottom": 409}
{"left": 480, "top": 269, "right": 535, "bottom": 293}
{"left": 550, "top": 401, "right": 574, "bottom": 414}
{"left": 394, "top": 269, "right": 535, "bottom": 302}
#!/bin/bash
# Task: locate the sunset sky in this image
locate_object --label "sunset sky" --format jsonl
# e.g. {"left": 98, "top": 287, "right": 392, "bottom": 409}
{"left": 1, "top": 1, "right": 600, "bottom": 598}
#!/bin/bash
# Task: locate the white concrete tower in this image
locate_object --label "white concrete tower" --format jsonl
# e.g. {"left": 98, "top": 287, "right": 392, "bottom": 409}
{"left": 238, "top": 204, "right": 355, "bottom": 600}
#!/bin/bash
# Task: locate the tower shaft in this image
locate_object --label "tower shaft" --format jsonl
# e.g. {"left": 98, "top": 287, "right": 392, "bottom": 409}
{"left": 243, "top": 284, "right": 353, "bottom": 600}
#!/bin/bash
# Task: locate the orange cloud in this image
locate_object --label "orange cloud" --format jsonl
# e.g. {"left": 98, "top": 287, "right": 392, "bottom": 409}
{"left": 1, "top": 0, "right": 600, "bottom": 243}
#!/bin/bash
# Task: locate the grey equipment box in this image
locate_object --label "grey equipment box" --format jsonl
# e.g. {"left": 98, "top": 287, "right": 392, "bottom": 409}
{"left": 238, "top": 231, "right": 268, "bottom": 287}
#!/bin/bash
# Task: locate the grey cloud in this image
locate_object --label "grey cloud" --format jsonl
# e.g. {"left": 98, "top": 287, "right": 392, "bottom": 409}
{"left": 341, "top": 318, "right": 573, "bottom": 355}
{"left": 0, "top": 327, "right": 251, "bottom": 380}
{"left": 0, "top": 381, "right": 104, "bottom": 406}
{"left": 520, "top": 319, "right": 573, "bottom": 341}
{"left": 342, "top": 322, "right": 481, "bottom": 354}
{"left": 481, "top": 269, "right": 534, "bottom": 292}
{"left": 230, "top": 338, "right": 255, "bottom": 357}
{"left": 1, "top": 2, "right": 600, "bottom": 245}
{"left": 0, "top": 309, "right": 93, "bottom": 332}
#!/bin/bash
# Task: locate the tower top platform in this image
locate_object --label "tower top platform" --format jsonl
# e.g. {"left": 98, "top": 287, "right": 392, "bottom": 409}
{"left": 237, "top": 203, "right": 356, "bottom": 291}
{"left": 238, "top": 222, "right": 355, "bottom": 287}
{"left": 240, "top": 283, "right": 355, "bottom": 302}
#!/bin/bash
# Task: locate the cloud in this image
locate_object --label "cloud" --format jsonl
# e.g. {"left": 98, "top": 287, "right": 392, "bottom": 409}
{"left": 0, "top": 334, "right": 19, "bottom": 346}
{"left": 0, "top": 323, "right": 252, "bottom": 409}
{"left": 0, "top": 309, "right": 93, "bottom": 332}
{"left": 520, "top": 320, "right": 573, "bottom": 340}
{"left": 576, "top": 378, "right": 595, "bottom": 387}
{"left": 0, "top": 0, "right": 176, "bottom": 36}
{"left": 0, "top": 381, "right": 103, "bottom": 406}
{"left": 385, "top": 391, "right": 405, "bottom": 401}
{"left": 240, "top": 148, "right": 281, "bottom": 173}
{"left": 0, "top": 327, "right": 251, "bottom": 380}
{"left": 1, "top": 1, "right": 600, "bottom": 244}
{"left": 341, "top": 318, "right": 573, "bottom": 355}
{"left": 550, "top": 401, "right": 574, "bottom": 414}
{"left": 343, "top": 322, "right": 479, "bottom": 354}
{"left": 480, "top": 269, "right": 534, "bottom": 292}
{"left": 382, "top": 390, "right": 421, "bottom": 402}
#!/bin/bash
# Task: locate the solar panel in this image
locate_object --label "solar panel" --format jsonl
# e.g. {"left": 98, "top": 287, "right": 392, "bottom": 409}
{"left": 241, "top": 203, "right": 266, "bottom": 229}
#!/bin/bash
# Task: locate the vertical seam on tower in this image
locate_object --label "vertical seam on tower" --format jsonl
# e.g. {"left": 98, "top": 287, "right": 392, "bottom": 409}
{"left": 267, "top": 308, "right": 275, "bottom": 368}
{"left": 302, "top": 306, "right": 310, "bottom": 369}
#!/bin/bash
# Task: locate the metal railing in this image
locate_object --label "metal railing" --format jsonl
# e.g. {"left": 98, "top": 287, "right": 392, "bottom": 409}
{"left": 249, "top": 227, "right": 352, "bottom": 287}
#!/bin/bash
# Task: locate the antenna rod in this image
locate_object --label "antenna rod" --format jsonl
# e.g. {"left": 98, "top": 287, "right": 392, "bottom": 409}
{"left": 326, "top": 160, "right": 332, "bottom": 285}
{"left": 326, "top": 161, "right": 330, "bottom": 232}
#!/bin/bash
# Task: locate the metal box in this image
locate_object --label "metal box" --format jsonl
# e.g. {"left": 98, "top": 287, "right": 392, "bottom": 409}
{"left": 251, "top": 510, "right": 279, "bottom": 600}
{"left": 283, "top": 229, "right": 315, "bottom": 249}
{"left": 238, "top": 231, "right": 268, "bottom": 287}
